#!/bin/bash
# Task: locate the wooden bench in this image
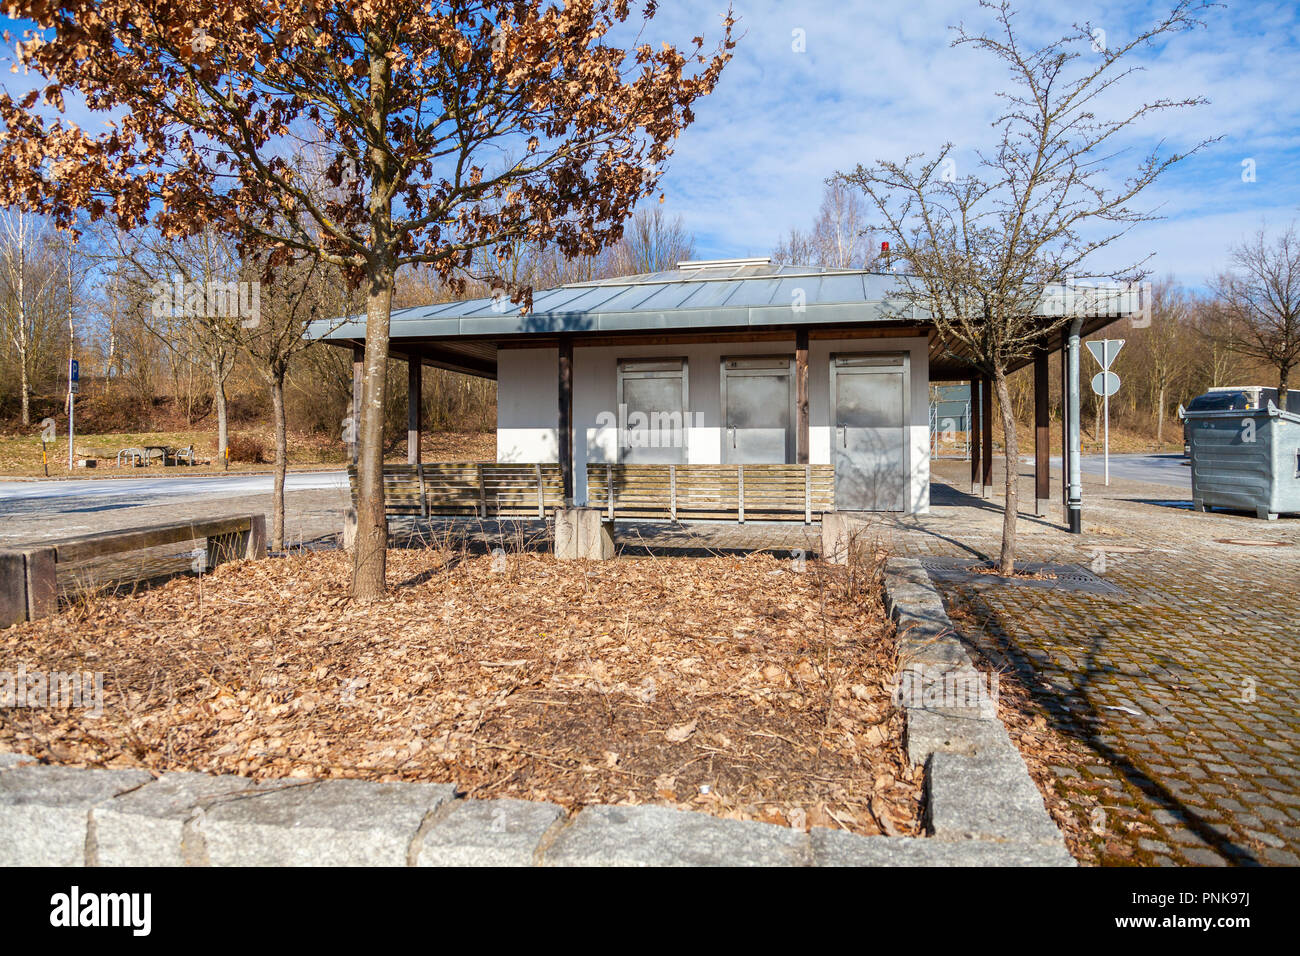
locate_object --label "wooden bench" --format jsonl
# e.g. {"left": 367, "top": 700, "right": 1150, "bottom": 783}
{"left": 347, "top": 463, "right": 566, "bottom": 519}
{"left": 587, "top": 464, "right": 835, "bottom": 523}
{"left": 0, "top": 514, "right": 266, "bottom": 626}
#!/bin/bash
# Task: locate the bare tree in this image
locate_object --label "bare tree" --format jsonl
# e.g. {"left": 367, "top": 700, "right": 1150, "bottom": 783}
{"left": 0, "top": 209, "right": 61, "bottom": 425}
{"left": 1212, "top": 225, "right": 1300, "bottom": 411}
{"left": 836, "top": 0, "right": 1215, "bottom": 573}
{"left": 614, "top": 206, "right": 695, "bottom": 274}
{"left": 1134, "top": 278, "right": 1195, "bottom": 443}
{"left": 225, "top": 253, "right": 354, "bottom": 551}
{"left": 772, "top": 180, "right": 873, "bottom": 269}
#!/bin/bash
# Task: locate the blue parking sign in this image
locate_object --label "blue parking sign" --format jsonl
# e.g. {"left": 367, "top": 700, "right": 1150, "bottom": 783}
{"left": 69, "top": 359, "right": 79, "bottom": 382}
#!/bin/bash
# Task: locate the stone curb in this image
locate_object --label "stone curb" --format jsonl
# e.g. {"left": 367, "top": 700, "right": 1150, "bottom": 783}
{"left": 0, "top": 756, "right": 1072, "bottom": 866}
{"left": 883, "top": 557, "right": 1074, "bottom": 857}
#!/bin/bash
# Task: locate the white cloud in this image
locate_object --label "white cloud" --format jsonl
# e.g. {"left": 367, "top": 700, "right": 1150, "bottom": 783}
{"left": 649, "top": 0, "right": 1300, "bottom": 286}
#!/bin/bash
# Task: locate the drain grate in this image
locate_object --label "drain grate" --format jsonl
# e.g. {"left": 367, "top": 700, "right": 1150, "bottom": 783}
{"left": 917, "top": 556, "right": 1124, "bottom": 595}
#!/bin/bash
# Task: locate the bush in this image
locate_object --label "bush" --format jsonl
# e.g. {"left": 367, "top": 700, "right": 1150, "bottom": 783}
{"left": 226, "top": 432, "right": 267, "bottom": 463}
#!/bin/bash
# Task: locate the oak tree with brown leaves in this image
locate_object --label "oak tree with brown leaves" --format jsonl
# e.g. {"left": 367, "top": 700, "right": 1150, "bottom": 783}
{"left": 0, "top": 0, "right": 734, "bottom": 599}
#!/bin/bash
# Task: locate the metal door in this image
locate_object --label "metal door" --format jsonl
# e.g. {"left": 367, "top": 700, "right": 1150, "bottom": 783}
{"left": 617, "top": 359, "right": 688, "bottom": 464}
{"left": 721, "top": 357, "right": 794, "bottom": 464}
{"left": 831, "top": 353, "right": 909, "bottom": 511}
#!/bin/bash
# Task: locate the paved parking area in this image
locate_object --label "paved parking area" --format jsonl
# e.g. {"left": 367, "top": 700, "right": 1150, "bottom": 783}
{"left": 879, "top": 461, "right": 1300, "bottom": 866}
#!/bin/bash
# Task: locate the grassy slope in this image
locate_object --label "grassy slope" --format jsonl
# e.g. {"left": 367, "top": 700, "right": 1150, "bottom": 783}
{"left": 0, "top": 429, "right": 496, "bottom": 478}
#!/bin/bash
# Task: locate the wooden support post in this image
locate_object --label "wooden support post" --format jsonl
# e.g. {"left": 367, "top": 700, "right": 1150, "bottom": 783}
{"left": 737, "top": 465, "right": 745, "bottom": 524}
{"left": 607, "top": 467, "right": 615, "bottom": 521}
{"left": 1034, "top": 349, "right": 1050, "bottom": 517}
{"left": 805, "top": 464, "right": 812, "bottom": 524}
{"left": 795, "top": 329, "right": 809, "bottom": 465}
{"left": 981, "top": 376, "right": 993, "bottom": 496}
{"left": 558, "top": 339, "right": 574, "bottom": 504}
{"left": 1060, "top": 331, "right": 1070, "bottom": 525}
{"left": 969, "top": 375, "right": 982, "bottom": 495}
{"left": 351, "top": 345, "right": 363, "bottom": 465}
{"left": 669, "top": 464, "right": 678, "bottom": 521}
{"left": 407, "top": 356, "right": 422, "bottom": 466}
{"left": 535, "top": 463, "right": 544, "bottom": 518}
{"left": 0, "top": 551, "right": 27, "bottom": 625}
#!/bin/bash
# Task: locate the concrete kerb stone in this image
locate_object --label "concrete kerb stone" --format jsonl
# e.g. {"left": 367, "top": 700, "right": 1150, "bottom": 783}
{"left": 927, "top": 751, "right": 1068, "bottom": 846}
{"left": 198, "top": 778, "right": 457, "bottom": 866}
{"left": 0, "top": 751, "right": 36, "bottom": 772}
{"left": 92, "top": 771, "right": 269, "bottom": 866}
{"left": 812, "top": 828, "right": 1075, "bottom": 866}
{"left": 0, "top": 754, "right": 1075, "bottom": 865}
{"left": 882, "top": 557, "right": 1072, "bottom": 857}
{"left": 0, "top": 765, "right": 153, "bottom": 866}
{"left": 821, "top": 511, "right": 871, "bottom": 565}
{"left": 415, "top": 796, "right": 566, "bottom": 866}
{"left": 541, "top": 803, "right": 811, "bottom": 867}
{"left": 554, "top": 507, "right": 614, "bottom": 561}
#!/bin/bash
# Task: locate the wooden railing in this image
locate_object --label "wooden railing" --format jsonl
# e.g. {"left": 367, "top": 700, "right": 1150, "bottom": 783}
{"left": 349, "top": 462, "right": 836, "bottom": 523}
{"left": 0, "top": 514, "right": 266, "bottom": 626}
{"left": 587, "top": 463, "right": 835, "bottom": 523}
{"left": 348, "top": 463, "right": 566, "bottom": 519}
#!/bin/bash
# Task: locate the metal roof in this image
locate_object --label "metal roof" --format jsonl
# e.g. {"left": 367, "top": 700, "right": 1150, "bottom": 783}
{"left": 311, "top": 259, "right": 1145, "bottom": 343}
{"left": 313, "top": 261, "right": 916, "bottom": 342}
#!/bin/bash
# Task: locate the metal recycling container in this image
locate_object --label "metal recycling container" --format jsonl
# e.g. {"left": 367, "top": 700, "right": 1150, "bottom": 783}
{"left": 1183, "top": 402, "right": 1300, "bottom": 519}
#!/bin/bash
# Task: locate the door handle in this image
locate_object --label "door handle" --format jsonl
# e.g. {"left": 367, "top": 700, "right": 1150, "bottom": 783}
{"left": 728, "top": 425, "right": 737, "bottom": 448}
{"left": 837, "top": 425, "right": 847, "bottom": 448}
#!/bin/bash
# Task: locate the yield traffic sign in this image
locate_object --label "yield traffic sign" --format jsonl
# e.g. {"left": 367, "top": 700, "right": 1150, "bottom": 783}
{"left": 1085, "top": 339, "right": 1124, "bottom": 370}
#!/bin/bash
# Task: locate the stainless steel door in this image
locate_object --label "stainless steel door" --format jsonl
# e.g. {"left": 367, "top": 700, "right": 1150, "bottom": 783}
{"left": 618, "top": 359, "right": 688, "bottom": 464}
{"left": 831, "top": 354, "right": 909, "bottom": 511}
{"left": 721, "top": 357, "right": 794, "bottom": 464}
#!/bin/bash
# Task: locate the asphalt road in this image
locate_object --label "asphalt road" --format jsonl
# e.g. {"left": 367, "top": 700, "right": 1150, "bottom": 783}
{"left": 0, "top": 453, "right": 1192, "bottom": 523}
{"left": 1050, "top": 452, "right": 1191, "bottom": 489}
{"left": 0, "top": 471, "right": 349, "bottom": 520}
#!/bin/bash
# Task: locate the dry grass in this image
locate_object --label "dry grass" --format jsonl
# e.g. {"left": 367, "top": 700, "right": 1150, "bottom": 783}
{"left": 0, "top": 546, "right": 919, "bottom": 836}
{"left": 0, "top": 429, "right": 494, "bottom": 477}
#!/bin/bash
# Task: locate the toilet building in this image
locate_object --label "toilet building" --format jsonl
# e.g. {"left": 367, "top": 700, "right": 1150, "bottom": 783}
{"left": 316, "top": 257, "right": 1142, "bottom": 521}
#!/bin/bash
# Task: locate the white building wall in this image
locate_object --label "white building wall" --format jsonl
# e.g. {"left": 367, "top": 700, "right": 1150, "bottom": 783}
{"left": 496, "top": 347, "right": 559, "bottom": 464}
{"left": 495, "top": 335, "right": 931, "bottom": 513}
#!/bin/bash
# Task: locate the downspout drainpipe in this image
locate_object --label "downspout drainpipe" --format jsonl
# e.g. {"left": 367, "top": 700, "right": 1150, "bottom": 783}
{"left": 1066, "top": 316, "right": 1084, "bottom": 534}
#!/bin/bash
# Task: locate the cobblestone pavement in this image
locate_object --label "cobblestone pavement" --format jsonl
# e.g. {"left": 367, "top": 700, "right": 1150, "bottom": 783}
{"left": 878, "top": 461, "right": 1300, "bottom": 866}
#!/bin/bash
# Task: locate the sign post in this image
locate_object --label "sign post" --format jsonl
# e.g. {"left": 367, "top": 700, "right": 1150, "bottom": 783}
{"left": 1086, "top": 340, "right": 1123, "bottom": 485}
{"left": 67, "top": 359, "right": 79, "bottom": 471}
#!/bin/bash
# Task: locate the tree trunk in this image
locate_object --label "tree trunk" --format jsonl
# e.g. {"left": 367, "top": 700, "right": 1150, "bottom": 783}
{"left": 1156, "top": 384, "right": 1165, "bottom": 444}
{"left": 350, "top": 40, "right": 396, "bottom": 602}
{"left": 270, "top": 370, "right": 287, "bottom": 551}
{"left": 18, "top": 343, "right": 29, "bottom": 427}
{"left": 994, "top": 366, "right": 1018, "bottom": 575}
{"left": 16, "top": 231, "right": 29, "bottom": 428}
{"left": 1280, "top": 367, "right": 1291, "bottom": 412}
{"left": 351, "top": 260, "right": 394, "bottom": 601}
{"left": 212, "top": 357, "right": 229, "bottom": 466}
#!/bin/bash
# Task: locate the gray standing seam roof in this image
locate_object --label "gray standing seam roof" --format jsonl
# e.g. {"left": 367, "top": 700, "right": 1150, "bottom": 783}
{"left": 310, "top": 262, "right": 1143, "bottom": 342}
{"left": 312, "top": 264, "right": 912, "bottom": 341}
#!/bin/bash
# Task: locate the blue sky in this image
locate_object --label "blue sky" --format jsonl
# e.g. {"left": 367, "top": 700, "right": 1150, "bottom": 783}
{"left": 641, "top": 0, "right": 1300, "bottom": 289}
{"left": 3, "top": 1, "right": 1298, "bottom": 290}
